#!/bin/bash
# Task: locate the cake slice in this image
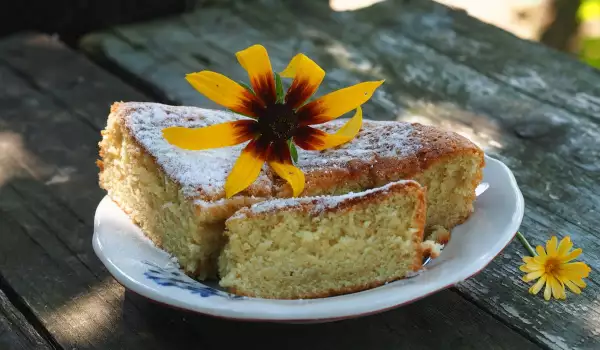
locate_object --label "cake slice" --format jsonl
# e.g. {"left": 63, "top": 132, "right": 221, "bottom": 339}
{"left": 219, "top": 180, "right": 426, "bottom": 299}
{"left": 97, "top": 102, "right": 483, "bottom": 279}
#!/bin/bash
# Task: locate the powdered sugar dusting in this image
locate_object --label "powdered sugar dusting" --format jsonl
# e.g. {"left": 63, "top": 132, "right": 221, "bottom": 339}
{"left": 193, "top": 197, "right": 230, "bottom": 209}
{"left": 233, "top": 179, "right": 419, "bottom": 219}
{"left": 120, "top": 102, "right": 424, "bottom": 200}
{"left": 124, "top": 102, "right": 254, "bottom": 199}
{"left": 303, "top": 120, "right": 420, "bottom": 168}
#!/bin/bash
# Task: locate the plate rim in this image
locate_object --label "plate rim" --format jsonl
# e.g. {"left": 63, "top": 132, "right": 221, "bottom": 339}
{"left": 93, "top": 154, "right": 524, "bottom": 322}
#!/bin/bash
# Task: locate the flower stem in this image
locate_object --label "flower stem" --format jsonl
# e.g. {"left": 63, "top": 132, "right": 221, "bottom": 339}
{"left": 516, "top": 231, "right": 536, "bottom": 256}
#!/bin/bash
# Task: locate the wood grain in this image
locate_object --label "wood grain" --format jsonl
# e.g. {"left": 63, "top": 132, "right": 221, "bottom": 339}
{"left": 78, "top": 1, "right": 600, "bottom": 349}
{"left": 0, "top": 32, "right": 538, "bottom": 349}
{"left": 0, "top": 289, "right": 52, "bottom": 350}
{"left": 0, "top": 33, "right": 208, "bottom": 349}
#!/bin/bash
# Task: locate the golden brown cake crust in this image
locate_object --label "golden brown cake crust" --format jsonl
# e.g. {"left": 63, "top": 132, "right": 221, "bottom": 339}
{"left": 229, "top": 180, "right": 424, "bottom": 222}
{"left": 103, "top": 101, "right": 484, "bottom": 202}
{"left": 98, "top": 101, "right": 482, "bottom": 282}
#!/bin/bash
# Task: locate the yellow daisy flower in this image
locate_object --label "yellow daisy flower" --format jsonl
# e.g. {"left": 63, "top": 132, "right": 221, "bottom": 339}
{"left": 162, "top": 44, "right": 384, "bottom": 198}
{"left": 520, "top": 235, "right": 591, "bottom": 301}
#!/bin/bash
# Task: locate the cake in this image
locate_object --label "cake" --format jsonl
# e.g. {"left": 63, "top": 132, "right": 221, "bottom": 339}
{"left": 219, "top": 180, "right": 426, "bottom": 299}
{"left": 97, "top": 102, "right": 484, "bottom": 279}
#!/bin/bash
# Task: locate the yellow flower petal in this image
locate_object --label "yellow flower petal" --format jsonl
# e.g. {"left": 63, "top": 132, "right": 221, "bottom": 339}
{"left": 162, "top": 120, "right": 256, "bottom": 150}
{"left": 297, "top": 80, "right": 384, "bottom": 125}
{"left": 533, "top": 255, "right": 548, "bottom": 265}
{"left": 186, "top": 71, "right": 261, "bottom": 116}
{"left": 563, "top": 279, "right": 582, "bottom": 294}
{"left": 549, "top": 275, "right": 565, "bottom": 300}
{"left": 546, "top": 236, "right": 558, "bottom": 256}
{"left": 268, "top": 157, "right": 305, "bottom": 197}
{"left": 522, "top": 256, "right": 535, "bottom": 264}
{"left": 520, "top": 264, "right": 534, "bottom": 272}
{"left": 535, "top": 245, "right": 547, "bottom": 258}
{"left": 560, "top": 248, "right": 582, "bottom": 263}
{"left": 529, "top": 274, "right": 546, "bottom": 295}
{"left": 294, "top": 107, "right": 363, "bottom": 150}
{"left": 561, "top": 267, "right": 590, "bottom": 279}
{"left": 523, "top": 270, "right": 544, "bottom": 282}
{"left": 561, "top": 262, "right": 592, "bottom": 277}
{"left": 280, "top": 54, "right": 303, "bottom": 78}
{"left": 572, "top": 278, "right": 587, "bottom": 288}
{"left": 561, "top": 281, "right": 568, "bottom": 299}
{"left": 236, "top": 44, "right": 276, "bottom": 105}
{"left": 521, "top": 258, "right": 543, "bottom": 271}
{"left": 523, "top": 265, "right": 544, "bottom": 274}
{"left": 280, "top": 54, "right": 325, "bottom": 109}
{"left": 224, "top": 139, "right": 269, "bottom": 198}
{"left": 543, "top": 277, "right": 552, "bottom": 300}
{"left": 558, "top": 269, "right": 584, "bottom": 281}
{"left": 557, "top": 236, "right": 573, "bottom": 256}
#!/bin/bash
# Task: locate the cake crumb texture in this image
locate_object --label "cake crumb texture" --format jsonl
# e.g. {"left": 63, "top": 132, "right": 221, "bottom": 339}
{"left": 218, "top": 180, "right": 426, "bottom": 299}
{"left": 98, "top": 102, "right": 484, "bottom": 280}
{"left": 98, "top": 107, "right": 228, "bottom": 278}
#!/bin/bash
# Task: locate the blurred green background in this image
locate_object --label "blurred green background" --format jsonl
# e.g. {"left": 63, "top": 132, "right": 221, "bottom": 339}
{"left": 579, "top": 0, "right": 600, "bottom": 68}
{"left": 429, "top": 0, "right": 600, "bottom": 69}
{"left": 335, "top": 0, "right": 600, "bottom": 69}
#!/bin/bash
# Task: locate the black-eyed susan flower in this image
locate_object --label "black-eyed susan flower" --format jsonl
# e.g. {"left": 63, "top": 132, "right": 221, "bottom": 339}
{"left": 519, "top": 234, "right": 591, "bottom": 301}
{"left": 162, "top": 44, "right": 383, "bottom": 198}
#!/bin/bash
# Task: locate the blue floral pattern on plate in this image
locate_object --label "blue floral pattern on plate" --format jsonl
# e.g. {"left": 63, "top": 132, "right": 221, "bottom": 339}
{"left": 142, "top": 261, "right": 244, "bottom": 299}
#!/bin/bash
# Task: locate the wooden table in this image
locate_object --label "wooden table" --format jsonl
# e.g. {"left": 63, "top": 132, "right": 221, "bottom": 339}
{"left": 1, "top": 0, "right": 598, "bottom": 349}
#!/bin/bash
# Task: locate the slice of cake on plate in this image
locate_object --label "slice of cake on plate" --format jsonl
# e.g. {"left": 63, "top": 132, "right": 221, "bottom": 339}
{"left": 97, "top": 102, "right": 484, "bottom": 279}
{"left": 219, "top": 180, "right": 426, "bottom": 299}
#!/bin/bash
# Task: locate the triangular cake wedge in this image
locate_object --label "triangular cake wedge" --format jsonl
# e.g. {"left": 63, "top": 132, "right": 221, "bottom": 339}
{"left": 219, "top": 180, "right": 426, "bottom": 299}
{"left": 98, "top": 102, "right": 484, "bottom": 279}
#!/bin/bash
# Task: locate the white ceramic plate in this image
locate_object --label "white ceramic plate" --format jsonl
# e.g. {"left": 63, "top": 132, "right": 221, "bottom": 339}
{"left": 93, "top": 155, "right": 524, "bottom": 323}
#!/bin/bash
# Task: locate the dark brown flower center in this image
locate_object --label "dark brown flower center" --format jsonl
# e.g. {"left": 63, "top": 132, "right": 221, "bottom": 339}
{"left": 257, "top": 103, "right": 298, "bottom": 141}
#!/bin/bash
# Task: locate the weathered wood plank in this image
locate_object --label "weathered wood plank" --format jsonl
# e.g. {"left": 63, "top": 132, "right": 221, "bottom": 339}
{"left": 458, "top": 207, "right": 600, "bottom": 350}
{"left": 0, "top": 33, "right": 149, "bottom": 226}
{"left": 279, "top": 0, "right": 600, "bottom": 122}
{"left": 0, "top": 289, "right": 52, "bottom": 350}
{"left": 0, "top": 34, "right": 203, "bottom": 350}
{"left": 80, "top": 0, "right": 600, "bottom": 234}
{"left": 228, "top": 1, "right": 600, "bottom": 235}
{"left": 367, "top": 0, "right": 600, "bottom": 122}
{"left": 0, "top": 33, "right": 148, "bottom": 131}
{"left": 0, "top": 33, "right": 224, "bottom": 349}
{"left": 0, "top": 189, "right": 542, "bottom": 350}
{"left": 127, "top": 287, "right": 540, "bottom": 350}
{"left": 325, "top": 0, "right": 600, "bottom": 171}
{"left": 81, "top": 1, "right": 600, "bottom": 236}
{"left": 78, "top": 2, "right": 600, "bottom": 349}
{"left": 0, "top": 32, "right": 539, "bottom": 349}
{"left": 1, "top": 0, "right": 190, "bottom": 45}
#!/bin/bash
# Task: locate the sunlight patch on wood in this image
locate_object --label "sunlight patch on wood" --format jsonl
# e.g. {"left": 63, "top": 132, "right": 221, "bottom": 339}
{"left": 330, "top": 0, "right": 386, "bottom": 11}
{"left": 0, "top": 131, "right": 74, "bottom": 188}
{"left": 45, "top": 167, "right": 76, "bottom": 185}
{"left": 433, "top": 0, "right": 551, "bottom": 41}
{"left": 396, "top": 104, "right": 504, "bottom": 152}
{"left": 324, "top": 41, "right": 387, "bottom": 79}
{"left": 44, "top": 278, "right": 125, "bottom": 346}
{"left": 0, "top": 131, "right": 49, "bottom": 187}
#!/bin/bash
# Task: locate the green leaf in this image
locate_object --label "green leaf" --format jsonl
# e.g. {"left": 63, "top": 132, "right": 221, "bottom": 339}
{"left": 275, "top": 72, "right": 284, "bottom": 103}
{"left": 288, "top": 139, "right": 298, "bottom": 164}
{"left": 239, "top": 81, "right": 255, "bottom": 95}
